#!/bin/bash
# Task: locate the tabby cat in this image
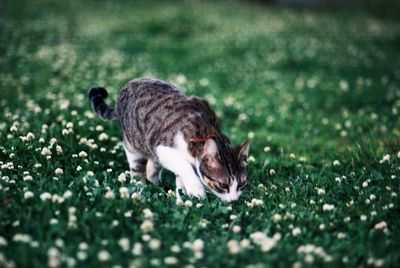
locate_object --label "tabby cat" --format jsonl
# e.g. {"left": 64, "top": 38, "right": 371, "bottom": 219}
{"left": 89, "top": 78, "right": 249, "bottom": 202}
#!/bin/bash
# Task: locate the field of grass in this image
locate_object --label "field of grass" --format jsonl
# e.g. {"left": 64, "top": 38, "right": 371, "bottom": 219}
{"left": 1, "top": 0, "right": 400, "bottom": 267}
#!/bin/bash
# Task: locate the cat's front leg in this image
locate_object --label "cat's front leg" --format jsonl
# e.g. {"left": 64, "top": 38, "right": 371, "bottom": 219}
{"left": 146, "top": 160, "right": 161, "bottom": 185}
{"left": 180, "top": 174, "right": 205, "bottom": 198}
{"left": 156, "top": 145, "right": 206, "bottom": 199}
{"left": 175, "top": 176, "right": 186, "bottom": 199}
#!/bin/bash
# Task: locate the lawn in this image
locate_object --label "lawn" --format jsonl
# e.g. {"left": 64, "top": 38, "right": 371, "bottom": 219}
{"left": 0, "top": 0, "right": 400, "bottom": 267}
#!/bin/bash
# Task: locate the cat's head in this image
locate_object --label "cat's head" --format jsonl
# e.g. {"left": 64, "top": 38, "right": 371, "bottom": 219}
{"left": 197, "top": 138, "right": 249, "bottom": 202}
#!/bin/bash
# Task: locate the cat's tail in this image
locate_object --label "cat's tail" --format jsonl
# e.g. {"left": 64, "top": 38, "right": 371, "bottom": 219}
{"left": 88, "top": 87, "right": 117, "bottom": 121}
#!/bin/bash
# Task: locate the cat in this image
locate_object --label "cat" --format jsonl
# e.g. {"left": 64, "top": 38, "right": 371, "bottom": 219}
{"left": 88, "top": 77, "right": 249, "bottom": 202}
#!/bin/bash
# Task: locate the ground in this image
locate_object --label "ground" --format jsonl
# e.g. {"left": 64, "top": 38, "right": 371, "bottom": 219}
{"left": 0, "top": 0, "right": 400, "bottom": 267}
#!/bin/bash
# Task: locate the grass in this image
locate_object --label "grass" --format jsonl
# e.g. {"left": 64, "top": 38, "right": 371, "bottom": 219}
{"left": 0, "top": 0, "right": 400, "bottom": 267}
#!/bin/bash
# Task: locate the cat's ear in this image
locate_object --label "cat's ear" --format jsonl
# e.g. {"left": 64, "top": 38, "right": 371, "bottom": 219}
{"left": 238, "top": 141, "right": 250, "bottom": 160}
{"left": 203, "top": 139, "right": 218, "bottom": 157}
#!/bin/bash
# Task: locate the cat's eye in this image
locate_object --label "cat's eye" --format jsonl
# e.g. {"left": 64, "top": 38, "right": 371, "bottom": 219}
{"left": 238, "top": 181, "right": 247, "bottom": 190}
{"left": 217, "top": 182, "right": 229, "bottom": 191}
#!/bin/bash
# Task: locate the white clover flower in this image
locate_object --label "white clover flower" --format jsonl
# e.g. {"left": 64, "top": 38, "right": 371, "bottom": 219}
{"left": 374, "top": 221, "right": 387, "bottom": 230}
{"left": 97, "top": 250, "right": 110, "bottom": 261}
{"left": 232, "top": 225, "right": 241, "bottom": 233}
{"left": 41, "top": 147, "right": 51, "bottom": 156}
{"left": 184, "top": 200, "right": 193, "bottom": 207}
{"left": 63, "top": 190, "right": 72, "bottom": 199}
{"left": 104, "top": 190, "right": 115, "bottom": 199}
{"left": 124, "top": 210, "right": 132, "bottom": 217}
{"left": 305, "top": 254, "right": 314, "bottom": 263}
{"left": 13, "top": 233, "right": 32, "bottom": 243}
{"left": 238, "top": 113, "right": 248, "bottom": 121}
{"left": 360, "top": 215, "right": 367, "bottom": 221}
{"left": 131, "top": 192, "right": 141, "bottom": 200}
{"left": 132, "top": 242, "right": 143, "bottom": 256}
{"left": 66, "top": 122, "right": 74, "bottom": 129}
{"left": 55, "top": 145, "right": 63, "bottom": 154}
{"left": 170, "top": 244, "right": 181, "bottom": 253}
{"left": 54, "top": 168, "right": 63, "bottom": 175}
{"left": 24, "top": 191, "right": 34, "bottom": 199}
{"left": 317, "top": 188, "right": 326, "bottom": 195}
{"left": 199, "top": 78, "right": 209, "bottom": 86}
{"left": 333, "top": 160, "right": 340, "bottom": 166}
{"left": 143, "top": 209, "right": 154, "bottom": 219}
{"left": 23, "top": 175, "right": 32, "bottom": 181}
{"left": 118, "top": 238, "right": 130, "bottom": 252}
{"left": 78, "top": 242, "right": 88, "bottom": 250}
{"left": 27, "top": 132, "right": 35, "bottom": 140}
{"left": 78, "top": 151, "right": 87, "bottom": 158}
{"left": 191, "top": 239, "right": 204, "bottom": 252}
{"left": 246, "top": 198, "right": 264, "bottom": 208}
{"left": 289, "top": 153, "right": 296, "bottom": 159}
{"left": 98, "top": 133, "right": 109, "bottom": 141}
{"left": 240, "top": 239, "right": 250, "bottom": 249}
{"left": 77, "top": 251, "right": 88, "bottom": 260}
{"left": 292, "top": 227, "right": 301, "bottom": 236}
{"left": 250, "top": 232, "right": 267, "bottom": 245}
{"left": 227, "top": 240, "right": 241, "bottom": 255}
{"left": 0, "top": 236, "right": 8, "bottom": 246}
{"left": 322, "top": 204, "right": 335, "bottom": 211}
{"left": 250, "top": 231, "right": 280, "bottom": 252}
{"left": 264, "top": 146, "right": 271, "bottom": 152}
{"left": 150, "top": 259, "right": 161, "bottom": 266}
{"left": 40, "top": 192, "right": 52, "bottom": 201}
{"left": 148, "top": 239, "right": 161, "bottom": 250}
{"left": 119, "top": 187, "right": 129, "bottom": 199}
{"left": 269, "top": 169, "right": 276, "bottom": 175}
{"left": 382, "top": 154, "right": 390, "bottom": 162}
{"left": 176, "top": 74, "right": 187, "bottom": 85}
{"left": 273, "top": 213, "right": 282, "bottom": 223}
{"left": 142, "top": 234, "right": 151, "bottom": 242}
{"left": 337, "top": 232, "right": 346, "bottom": 239}
{"left": 140, "top": 220, "right": 154, "bottom": 232}
{"left": 164, "top": 256, "right": 178, "bottom": 265}
{"left": 118, "top": 173, "right": 126, "bottom": 183}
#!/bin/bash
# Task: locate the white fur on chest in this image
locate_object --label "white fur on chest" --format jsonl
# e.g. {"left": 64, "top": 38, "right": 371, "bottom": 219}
{"left": 155, "top": 132, "right": 205, "bottom": 198}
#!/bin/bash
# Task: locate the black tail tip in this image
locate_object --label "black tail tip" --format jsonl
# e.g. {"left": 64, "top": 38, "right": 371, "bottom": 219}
{"left": 88, "top": 87, "right": 108, "bottom": 99}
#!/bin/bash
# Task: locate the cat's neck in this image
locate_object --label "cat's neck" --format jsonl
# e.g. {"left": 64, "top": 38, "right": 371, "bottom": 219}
{"left": 187, "top": 131, "right": 230, "bottom": 158}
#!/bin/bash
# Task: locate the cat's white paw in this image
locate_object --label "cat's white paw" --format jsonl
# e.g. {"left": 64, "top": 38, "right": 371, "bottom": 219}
{"left": 185, "top": 186, "right": 206, "bottom": 199}
{"left": 175, "top": 176, "right": 186, "bottom": 199}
